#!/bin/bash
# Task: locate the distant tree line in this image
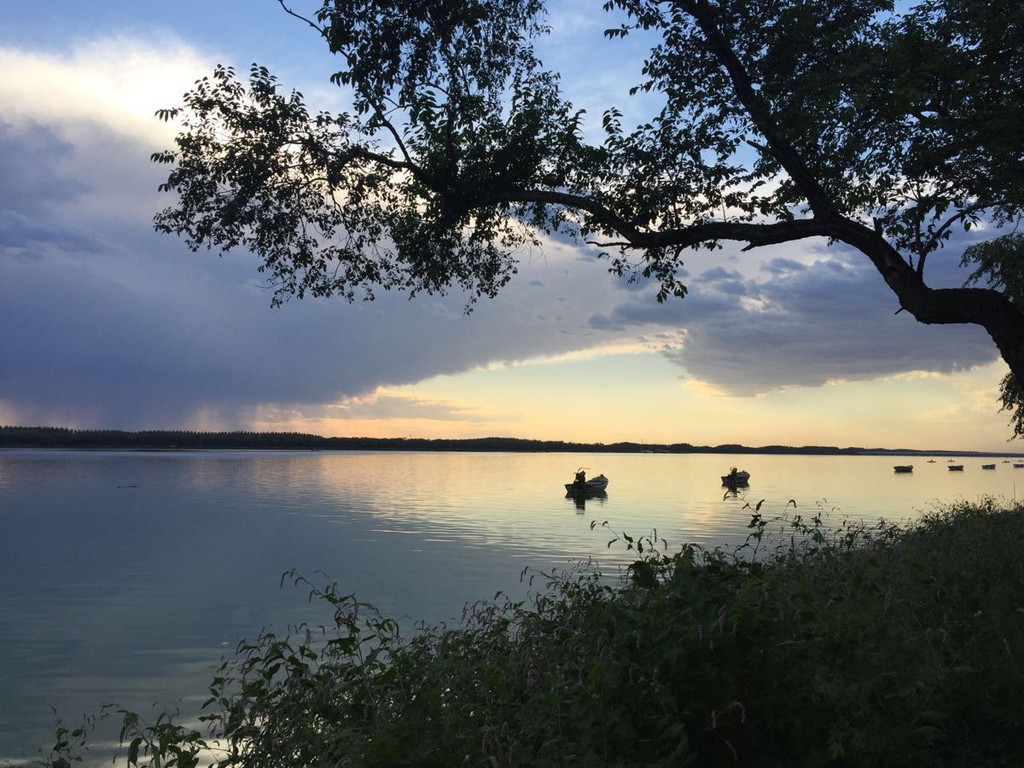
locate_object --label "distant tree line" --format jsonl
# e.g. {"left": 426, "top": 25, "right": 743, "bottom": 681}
{"left": 1, "top": 426, "right": 1013, "bottom": 457}
{"left": 0, "top": 426, "right": 332, "bottom": 450}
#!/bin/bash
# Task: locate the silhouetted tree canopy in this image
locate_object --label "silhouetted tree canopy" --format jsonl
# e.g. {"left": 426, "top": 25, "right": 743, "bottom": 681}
{"left": 152, "top": 0, "right": 1024, "bottom": 433}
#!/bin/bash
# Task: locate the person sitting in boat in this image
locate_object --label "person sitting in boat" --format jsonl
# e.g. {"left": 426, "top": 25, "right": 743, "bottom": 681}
{"left": 575, "top": 469, "right": 586, "bottom": 486}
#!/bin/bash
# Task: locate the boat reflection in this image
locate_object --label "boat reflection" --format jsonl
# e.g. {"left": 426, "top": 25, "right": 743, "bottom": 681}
{"left": 565, "top": 489, "right": 608, "bottom": 512}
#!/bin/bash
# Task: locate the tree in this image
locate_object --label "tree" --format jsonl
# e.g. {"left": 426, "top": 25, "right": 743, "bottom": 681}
{"left": 152, "top": 0, "right": 1024, "bottom": 432}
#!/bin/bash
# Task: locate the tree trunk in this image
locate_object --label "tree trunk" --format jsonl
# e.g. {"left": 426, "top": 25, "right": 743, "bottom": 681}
{"left": 832, "top": 214, "right": 1024, "bottom": 384}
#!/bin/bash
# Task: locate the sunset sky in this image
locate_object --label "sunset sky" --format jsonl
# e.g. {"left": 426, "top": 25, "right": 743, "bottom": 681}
{"left": 1, "top": 0, "right": 1017, "bottom": 452}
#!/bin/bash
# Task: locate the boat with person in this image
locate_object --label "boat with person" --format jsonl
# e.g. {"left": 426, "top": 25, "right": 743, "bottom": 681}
{"left": 565, "top": 469, "right": 609, "bottom": 494}
{"left": 721, "top": 467, "right": 750, "bottom": 486}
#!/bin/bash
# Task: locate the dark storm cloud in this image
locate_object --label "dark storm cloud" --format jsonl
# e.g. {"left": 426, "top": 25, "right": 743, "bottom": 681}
{"left": 0, "top": 120, "right": 89, "bottom": 215}
{"left": 592, "top": 244, "right": 999, "bottom": 394}
{"left": 697, "top": 266, "right": 748, "bottom": 296}
{"left": 0, "top": 121, "right": 101, "bottom": 261}
{"left": 0, "top": 106, "right": 619, "bottom": 429}
{"left": 1, "top": 233, "right": 615, "bottom": 428}
{"left": 762, "top": 257, "right": 808, "bottom": 275}
{"left": 0, "top": 68, "right": 649, "bottom": 430}
{"left": 0, "top": 209, "right": 101, "bottom": 257}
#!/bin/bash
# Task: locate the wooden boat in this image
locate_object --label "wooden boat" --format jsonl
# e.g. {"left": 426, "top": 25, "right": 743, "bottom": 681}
{"left": 721, "top": 468, "right": 750, "bottom": 485}
{"left": 982, "top": 464, "right": 996, "bottom": 470}
{"left": 565, "top": 473, "right": 609, "bottom": 493}
{"left": 948, "top": 465, "right": 964, "bottom": 471}
{"left": 1015, "top": 463, "right": 1024, "bottom": 469}
{"left": 893, "top": 465, "right": 913, "bottom": 473}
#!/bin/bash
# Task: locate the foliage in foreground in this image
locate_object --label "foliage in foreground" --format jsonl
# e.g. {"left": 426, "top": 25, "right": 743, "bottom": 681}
{"left": 45, "top": 500, "right": 1024, "bottom": 767}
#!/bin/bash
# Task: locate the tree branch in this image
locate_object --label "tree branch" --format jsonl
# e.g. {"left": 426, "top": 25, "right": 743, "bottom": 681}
{"left": 679, "top": 0, "right": 838, "bottom": 219}
{"left": 367, "top": 101, "right": 417, "bottom": 168}
{"left": 276, "top": 1, "right": 325, "bottom": 37}
{"left": 496, "top": 181, "right": 1015, "bottom": 335}
{"left": 338, "top": 145, "right": 438, "bottom": 191}
{"left": 919, "top": 201, "right": 995, "bottom": 272}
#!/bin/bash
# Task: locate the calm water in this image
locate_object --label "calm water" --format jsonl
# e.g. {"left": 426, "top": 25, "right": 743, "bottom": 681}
{"left": 1, "top": 448, "right": 1019, "bottom": 761}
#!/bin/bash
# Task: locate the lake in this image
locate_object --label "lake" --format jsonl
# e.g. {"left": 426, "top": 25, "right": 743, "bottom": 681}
{"left": 1, "top": 448, "right": 1019, "bottom": 762}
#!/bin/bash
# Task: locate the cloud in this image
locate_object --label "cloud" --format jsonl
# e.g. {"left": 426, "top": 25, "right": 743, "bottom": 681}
{"left": 0, "top": 221, "right": 624, "bottom": 429}
{"left": 0, "top": 37, "right": 637, "bottom": 429}
{"left": 761, "top": 257, "right": 807, "bottom": 275}
{"left": 0, "top": 29, "right": 1011, "bottom": 436}
{"left": 252, "top": 391, "right": 492, "bottom": 427}
{"left": 0, "top": 209, "right": 101, "bottom": 259}
{"left": 592, "top": 243, "right": 999, "bottom": 395}
{"left": 0, "top": 39, "right": 210, "bottom": 144}
{"left": 0, "top": 121, "right": 90, "bottom": 215}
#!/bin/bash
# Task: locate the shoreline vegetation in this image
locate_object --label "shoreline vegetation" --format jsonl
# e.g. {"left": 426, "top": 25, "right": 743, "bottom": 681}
{"left": 42, "top": 499, "right": 1024, "bottom": 766}
{"left": 2, "top": 426, "right": 1021, "bottom": 457}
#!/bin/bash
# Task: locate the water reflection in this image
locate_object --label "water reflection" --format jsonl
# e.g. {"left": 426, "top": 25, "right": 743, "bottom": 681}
{"left": 1, "top": 448, "right": 1020, "bottom": 761}
{"left": 565, "top": 489, "right": 608, "bottom": 512}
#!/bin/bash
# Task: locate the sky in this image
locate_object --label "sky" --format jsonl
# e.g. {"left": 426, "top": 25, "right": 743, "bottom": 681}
{"left": 0, "top": 0, "right": 1017, "bottom": 452}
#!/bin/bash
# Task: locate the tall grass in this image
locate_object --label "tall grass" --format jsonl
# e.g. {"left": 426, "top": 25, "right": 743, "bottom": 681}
{"left": 42, "top": 498, "right": 1024, "bottom": 767}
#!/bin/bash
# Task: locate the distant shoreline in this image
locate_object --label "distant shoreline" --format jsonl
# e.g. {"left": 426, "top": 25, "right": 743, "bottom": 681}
{"left": 2, "top": 426, "right": 1021, "bottom": 457}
